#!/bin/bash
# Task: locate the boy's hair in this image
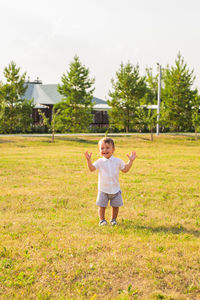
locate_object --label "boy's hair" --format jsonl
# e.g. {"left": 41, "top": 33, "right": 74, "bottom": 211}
{"left": 98, "top": 137, "right": 115, "bottom": 149}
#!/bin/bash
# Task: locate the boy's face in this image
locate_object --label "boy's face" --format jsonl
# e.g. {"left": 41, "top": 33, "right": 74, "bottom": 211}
{"left": 99, "top": 141, "right": 114, "bottom": 159}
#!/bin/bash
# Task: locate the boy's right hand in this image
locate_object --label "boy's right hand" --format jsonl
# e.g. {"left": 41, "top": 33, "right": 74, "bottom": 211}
{"left": 84, "top": 151, "right": 92, "bottom": 161}
{"left": 84, "top": 151, "right": 96, "bottom": 172}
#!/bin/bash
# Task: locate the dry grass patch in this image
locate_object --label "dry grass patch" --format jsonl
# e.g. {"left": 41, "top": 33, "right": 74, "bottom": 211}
{"left": 0, "top": 135, "right": 199, "bottom": 299}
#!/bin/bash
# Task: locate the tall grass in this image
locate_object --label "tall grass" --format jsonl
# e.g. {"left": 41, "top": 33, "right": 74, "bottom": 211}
{"left": 0, "top": 135, "right": 199, "bottom": 299}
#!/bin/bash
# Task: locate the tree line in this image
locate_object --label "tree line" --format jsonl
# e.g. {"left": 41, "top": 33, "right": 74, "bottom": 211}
{"left": 0, "top": 53, "right": 200, "bottom": 139}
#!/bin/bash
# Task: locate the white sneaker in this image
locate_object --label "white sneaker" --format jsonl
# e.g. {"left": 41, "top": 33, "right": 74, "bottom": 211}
{"left": 99, "top": 220, "right": 107, "bottom": 226}
{"left": 110, "top": 219, "right": 117, "bottom": 226}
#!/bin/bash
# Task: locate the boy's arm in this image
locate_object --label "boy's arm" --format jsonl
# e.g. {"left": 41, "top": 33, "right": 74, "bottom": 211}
{"left": 121, "top": 151, "right": 136, "bottom": 173}
{"left": 84, "top": 151, "right": 96, "bottom": 172}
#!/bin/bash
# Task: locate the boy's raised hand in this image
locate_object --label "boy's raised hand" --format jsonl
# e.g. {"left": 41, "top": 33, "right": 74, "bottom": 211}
{"left": 84, "top": 151, "right": 92, "bottom": 161}
{"left": 84, "top": 151, "right": 96, "bottom": 172}
{"left": 127, "top": 151, "right": 136, "bottom": 162}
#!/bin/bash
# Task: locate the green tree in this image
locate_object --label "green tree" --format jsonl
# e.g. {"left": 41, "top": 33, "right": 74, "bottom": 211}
{"left": 0, "top": 82, "right": 5, "bottom": 122}
{"left": 138, "top": 107, "right": 157, "bottom": 141}
{"left": 191, "top": 94, "right": 200, "bottom": 140}
{"left": 145, "top": 67, "right": 158, "bottom": 105}
{"left": 55, "top": 55, "right": 95, "bottom": 133}
{"left": 0, "top": 61, "right": 33, "bottom": 133}
{"left": 138, "top": 67, "right": 159, "bottom": 140}
{"left": 162, "top": 53, "right": 197, "bottom": 131}
{"left": 108, "top": 62, "right": 147, "bottom": 132}
{"left": 0, "top": 99, "right": 5, "bottom": 127}
{"left": 38, "top": 107, "right": 60, "bottom": 142}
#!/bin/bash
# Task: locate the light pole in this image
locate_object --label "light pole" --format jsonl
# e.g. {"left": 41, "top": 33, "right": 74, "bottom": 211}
{"left": 156, "top": 63, "right": 162, "bottom": 136}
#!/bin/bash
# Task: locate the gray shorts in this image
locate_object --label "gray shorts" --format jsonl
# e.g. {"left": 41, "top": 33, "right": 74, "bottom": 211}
{"left": 96, "top": 190, "right": 123, "bottom": 207}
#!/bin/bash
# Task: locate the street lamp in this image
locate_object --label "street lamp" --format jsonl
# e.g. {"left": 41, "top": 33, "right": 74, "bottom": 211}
{"left": 156, "top": 63, "right": 162, "bottom": 136}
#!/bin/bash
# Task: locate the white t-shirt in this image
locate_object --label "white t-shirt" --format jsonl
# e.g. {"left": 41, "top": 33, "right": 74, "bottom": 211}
{"left": 93, "top": 155, "right": 125, "bottom": 194}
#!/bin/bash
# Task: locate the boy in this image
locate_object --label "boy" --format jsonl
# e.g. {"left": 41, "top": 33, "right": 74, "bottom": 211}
{"left": 84, "top": 137, "right": 136, "bottom": 226}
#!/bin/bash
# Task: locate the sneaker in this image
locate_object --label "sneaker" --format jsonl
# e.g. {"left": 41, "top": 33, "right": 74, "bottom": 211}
{"left": 99, "top": 219, "right": 107, "bottom": 226}
{"left": 110, "top": 219, "right": 117, "bottom": 226}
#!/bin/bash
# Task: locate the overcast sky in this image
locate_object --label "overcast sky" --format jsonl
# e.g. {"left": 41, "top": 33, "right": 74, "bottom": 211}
{"left": 1, "top": 0, "right": 200, "bottom": 99}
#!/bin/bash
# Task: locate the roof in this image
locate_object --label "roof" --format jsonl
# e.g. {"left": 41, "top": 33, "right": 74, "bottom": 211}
{"left": 24, "top": 83, "right": 111, "bottom": 110}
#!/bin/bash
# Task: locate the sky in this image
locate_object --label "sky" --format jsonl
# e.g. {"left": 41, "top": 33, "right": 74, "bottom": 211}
{"left": 1, "top": 0, "right": 200, "bottom": 99}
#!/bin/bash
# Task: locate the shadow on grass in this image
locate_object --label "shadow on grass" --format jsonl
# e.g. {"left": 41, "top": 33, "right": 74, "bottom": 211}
{"left": 119, "top": 220, "right": 200, "bottom": 237}
{"left": 137, "top": 136, "right": 151, "bottom": 141}
{"left": 136, "top": 225, "right": 200, "bottom": 237}
{"left": 57, "top": 137, "right": 98, "bottom": 144}
{"left": 0, "top": 139, "right": 15, "bottom": 144}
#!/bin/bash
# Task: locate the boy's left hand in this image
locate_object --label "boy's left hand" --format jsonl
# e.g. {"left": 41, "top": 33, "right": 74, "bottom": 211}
{"left": 84, "top": 151, "right": 92, "bottom": 161}
{"left": 127, "top": 151, "right": 136, "bottom": 161}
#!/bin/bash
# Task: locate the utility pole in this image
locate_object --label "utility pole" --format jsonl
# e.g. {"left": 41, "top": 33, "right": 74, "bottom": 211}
{"left": 156, "top": 63, "right": 162, "bottom": 136}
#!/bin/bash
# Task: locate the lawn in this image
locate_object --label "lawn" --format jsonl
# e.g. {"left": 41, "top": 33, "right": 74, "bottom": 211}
{"left": 0, "top": 134, "right": 199, "bottom": 299}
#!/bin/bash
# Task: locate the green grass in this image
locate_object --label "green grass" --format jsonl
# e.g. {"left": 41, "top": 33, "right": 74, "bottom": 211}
{"left": 0, "top": 135, "right": 199, "bottom": 299}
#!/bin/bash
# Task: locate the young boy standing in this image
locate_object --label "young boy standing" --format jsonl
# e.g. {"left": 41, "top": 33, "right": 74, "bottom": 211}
{"left": 84, "top": 137, "right": 136, "bottom": 226}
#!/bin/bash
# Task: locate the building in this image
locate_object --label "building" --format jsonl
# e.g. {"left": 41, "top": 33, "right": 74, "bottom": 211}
{"left": 24, "top": 80, "right": 111, "bottom": 128}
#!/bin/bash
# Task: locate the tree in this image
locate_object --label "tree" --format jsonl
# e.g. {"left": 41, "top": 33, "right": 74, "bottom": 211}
{"left": 145, "top": 67, "right": 158, "bottom": 104}
{"left": 138, "top": 105, "right": 157, "bottom": 141}
{"left": 38, "top": 107, "right": 60, "bottom": 142}
{"left": 138, "top": 67, "right": 159, "bottom": 141}
{"left": 0, "top": 61, "right": 33, "bottom": 133}
{"left": 162, "top": 53, "right": 197, "bottom": 132}
{"left": 191, "top": 94, "right": 200, "bottom": 140}
{"left": 0, "top": 98, "right": 6, "bottom": 127}
{"left": 55, "top": 55, "right": 95, "bottom": 133}
{"left": 0, "top": 82, "right": 5, "bottom": 123}
{"left": 108, "top": 62, "right": 147, "bottom": 132}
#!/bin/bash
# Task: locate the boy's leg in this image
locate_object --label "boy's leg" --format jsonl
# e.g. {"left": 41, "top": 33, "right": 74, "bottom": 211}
{"left": 111, "top": 206, "right": 119, "bottom": 220}
{"left": 99, "top": 206, "right": 106, "bottom": 221}
{"left": 110, "top": 191, "right": 123, "bottom": 224}
{"left": 96, "top": 192, "right": 108, "bottom": 225}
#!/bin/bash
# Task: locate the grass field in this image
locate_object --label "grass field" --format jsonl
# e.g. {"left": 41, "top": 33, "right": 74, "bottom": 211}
{"left": 0, "top": 134, "right": 199, "bottom": 300}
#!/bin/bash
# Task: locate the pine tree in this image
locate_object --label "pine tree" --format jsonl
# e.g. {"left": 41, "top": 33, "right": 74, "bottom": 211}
{"left": 55, "top": 55, "right": 95, "bottom": 132}
{"left": 162, "top": 53, "right": 196, "bottom": 131}
{"left": 145, "top": 67, "right": 158, "bottom": 105}
{"left": 138, "top": 67, "right": 159, "bottom": 140}
{"left": 108, "top": 62, "right": 147, "bottom": 132}
{"left": 0, "top": 61, "right": 33, "bottom": 133}
{"left": 191, "top": 94, "right": 200, "bottom": 140}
